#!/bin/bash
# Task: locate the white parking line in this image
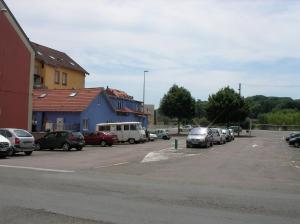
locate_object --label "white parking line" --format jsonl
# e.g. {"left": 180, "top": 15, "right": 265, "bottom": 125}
{"left": 0, "top": 165, "right": 74, "bottom": 173}
{"left": 94, "top": 162, "right": 129, "bottom": 169}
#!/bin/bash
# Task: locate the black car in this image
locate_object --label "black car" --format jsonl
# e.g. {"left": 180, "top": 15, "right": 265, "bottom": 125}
{"left": 35, "top": 131, "right": 85, "bottom": 151}
{"left": 285, "top": 132, "right": 299, "bottom": 142}
{"left": 289, "top": 136, "right": 300, "bottom": 148}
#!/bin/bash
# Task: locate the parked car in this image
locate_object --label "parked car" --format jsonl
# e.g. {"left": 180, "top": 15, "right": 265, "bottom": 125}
{"left": 84, "top": 132, "right": 118, "bottom": 146}
{"left": 35, "top": 131, "right": 85, "bottom": 151}
{"left": 211, "top": 128, "right": 226, "bottom": 144}
{"left": 0, "top": 128, "right": 35, "bottom": 155}
{"left": 180, "top": 125, "right": 193, "bottom": 132}
{"left": 96, "top": 122, "right": 146, "bottom": 144}
{"left": 228, "top": 126, "right": 242, "bottom": 134}
{"left": 149, "top": 133, "right": 158, "bottom": 141}
{"left": 228, "top": 129, "right": 235, "bottom": 141}
{"left": 289, "top": 134, "right": 300, "bottom": 147}
{"left": 285, "top": 132, "right": 299, "bottom": 142}
{"left": 0, "top": 134, "right": 12, "bottom": 158}
{"left": 186, "top": 127, "right": 213, "bottom": 148}
{"left": 222, "top": 129, "right": 232, "bottom": 142}
{"left": 154, "top": 129, "right": 171, "bottom": 140}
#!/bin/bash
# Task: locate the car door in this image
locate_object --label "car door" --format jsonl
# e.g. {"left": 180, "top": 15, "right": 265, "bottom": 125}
{"left": 55, "top": 132, "right": 67, "bottom": 148}
{"left": 41, "top": 132, "right": 56, "bottom": 149}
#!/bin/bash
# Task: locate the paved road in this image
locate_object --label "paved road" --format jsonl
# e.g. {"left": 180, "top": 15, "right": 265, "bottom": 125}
{"left": 0, "top": 130, "right": 299, "bottom": 224}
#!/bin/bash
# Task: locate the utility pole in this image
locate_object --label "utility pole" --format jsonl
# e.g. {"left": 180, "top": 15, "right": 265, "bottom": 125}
{"left": 238, "top": 83, "right": 241, "bottom": 96}
{"left": 143, "top": 70, "right": 148, "bottom": 114}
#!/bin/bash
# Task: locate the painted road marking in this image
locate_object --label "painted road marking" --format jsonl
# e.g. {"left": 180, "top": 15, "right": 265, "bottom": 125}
{"left": 0, "top": 165, "right": 74, "bottom": 173}
{"left": 95, "top": 162, "right": 129, "bottom": 169}
{"left": 290, "top": 161, "right": 300, "bottom": 169}
{"left": 252, "top": 144, "right": 259, "bottom": 148}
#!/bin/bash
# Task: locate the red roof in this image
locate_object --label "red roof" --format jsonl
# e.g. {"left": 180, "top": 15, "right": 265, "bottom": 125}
{"left": 31, "top": 42, "right": 89, "bottom": 74}
{"left": 33, "top": 88, "right": 103, "bottom": 112}
{"left": 106, "top": 88, "right": 134, "bottom": 100}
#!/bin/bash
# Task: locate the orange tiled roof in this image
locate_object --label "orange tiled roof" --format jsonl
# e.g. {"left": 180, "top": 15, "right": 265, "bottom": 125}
{"left": 33, "top": 88, "right": 103, "bottom": 112}
{"left": 106, "top": 88, "right": 134, "bottom": 100}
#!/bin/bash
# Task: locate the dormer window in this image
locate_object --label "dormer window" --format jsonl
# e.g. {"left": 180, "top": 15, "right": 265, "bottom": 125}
{"left": 39, "top": 93, "right": 47, "bottom": 98}
{"left": 69, "top": 92, "right": 77, "bottom": 97}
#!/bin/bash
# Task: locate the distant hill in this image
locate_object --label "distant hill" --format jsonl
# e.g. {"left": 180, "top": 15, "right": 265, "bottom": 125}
{"left": 245, "top": 95, "right": 300, "bottom": 118}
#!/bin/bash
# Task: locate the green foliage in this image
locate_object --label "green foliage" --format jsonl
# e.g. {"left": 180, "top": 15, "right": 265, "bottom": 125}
{"left": 246, "top": 95, "right": 300, "bottom": 118}
{"left": 195, "top": 100, "right": 207, "bottom": 118}
{"left": 159, "top": 84, "right": 195, "bottom": 132}
{"left": 159, "top": 84, "right": 195, "bottom": 120}
{"left": 258, "top": 109, "right": 300, "bottom": 125}
{"left": 206, "top": 86, "right": 249, "bottom": 124}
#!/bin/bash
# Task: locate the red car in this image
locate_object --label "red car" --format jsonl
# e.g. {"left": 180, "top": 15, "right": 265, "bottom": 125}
{"left": 84, "top": 132, "right": 118, "bottom": 147}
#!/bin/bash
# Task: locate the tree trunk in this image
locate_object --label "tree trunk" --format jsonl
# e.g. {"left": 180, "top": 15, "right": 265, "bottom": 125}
{"left": 177, "top": 118, "right": 181, "bottom": 135}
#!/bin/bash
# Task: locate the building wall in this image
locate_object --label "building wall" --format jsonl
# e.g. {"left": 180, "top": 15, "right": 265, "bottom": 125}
{"left": 32, "top": 93, "right": 147, "bottom": 133}
{"left": 36, "top": 62, "right": 85, "bottom": 89}
{"left": 33, "top": 111, "right": 81, "bottom": 132}
{"left": 0, "top": 8, "right": 33, "bottom": 130}
{"left": 80, "top": 94, "right": 147, "bottom": 132}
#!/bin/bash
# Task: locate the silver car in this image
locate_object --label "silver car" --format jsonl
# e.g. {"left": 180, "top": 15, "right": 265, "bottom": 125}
{"left": 186, "top": 127, "right": 213, "bottom": 148}
{"left": 211, "top": 128, "right": 226, "bottom": 144}
{"left": 0, "top": 128, "right": 35, "bottom": 155}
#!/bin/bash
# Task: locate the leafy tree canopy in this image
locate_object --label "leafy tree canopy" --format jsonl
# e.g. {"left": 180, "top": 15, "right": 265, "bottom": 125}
{"left": 159, "top": 84, "right": 195, "bottom": 131}
{"left": 206, "top": 86, "right": 249, "bottom": 124}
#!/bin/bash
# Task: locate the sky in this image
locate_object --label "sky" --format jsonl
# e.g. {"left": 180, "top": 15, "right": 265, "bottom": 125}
{"left": 5, "top": 0, "right": 300, "bottom": 107}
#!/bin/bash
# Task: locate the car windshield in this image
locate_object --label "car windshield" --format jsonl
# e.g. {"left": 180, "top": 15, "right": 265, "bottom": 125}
{"left": 71, "top": 132, "right": 83, "bottom": 138}
{"left": 13, "top": 129, "right": 32, "bottom": 137}
{"left": 190, "top": 128, "right": 207, "bottom": 135}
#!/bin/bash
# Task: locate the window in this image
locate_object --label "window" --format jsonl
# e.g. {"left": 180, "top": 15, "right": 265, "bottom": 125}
{"left": 54, "top": 71, "right": 60, "bottom": 84}
{"left": 83, "top": 119, "right": 88, "bottom": 130}
{"left": 124, "top": 125, "right": 129, "bottom": 131}
{"left": 62, "top": 72, "right": 68, "bottom": 85}
{"left": 130, "top": 124, "right": 137, "bottom": 130}
{"left": 117, "top": 125, "right": 122, "bottom": 131}
{"left": 117, "top": 101, "right": 123, "bottom": 109}
{"left": 97, "top": 95, "right": 101, "bottom": 105}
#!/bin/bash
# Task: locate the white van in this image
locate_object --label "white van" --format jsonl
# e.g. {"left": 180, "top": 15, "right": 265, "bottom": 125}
{"left": 95, "top": 122, "right": 146, "bottom": 144}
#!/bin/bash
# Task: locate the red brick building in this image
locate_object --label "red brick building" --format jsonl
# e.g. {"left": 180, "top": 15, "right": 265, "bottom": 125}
{"left": 0, "top": 0, "right": 34, "bottom": 130}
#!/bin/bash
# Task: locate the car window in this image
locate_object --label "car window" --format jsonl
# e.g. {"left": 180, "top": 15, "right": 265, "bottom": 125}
{"left": 13, "top": 129, "right": 32, "bottom": 137}
{"left": 45, "top": 133, "right": 56, "bottom": 139}
{"left": 117, "top": 125, "right": 122, "bottom": 131}
{"left": 130, "top": 124, "right": 137, "bottom": 130}
{"left": 72, "top": 132, "right": 83, "bottom": 138}
{"left": 124, "top": 125, "right": 129, "bottom": 131}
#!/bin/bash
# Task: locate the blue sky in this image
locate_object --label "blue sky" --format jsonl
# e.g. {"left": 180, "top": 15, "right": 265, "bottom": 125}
{"left": 6, "top": 0, "right": 300, "bottom": 107}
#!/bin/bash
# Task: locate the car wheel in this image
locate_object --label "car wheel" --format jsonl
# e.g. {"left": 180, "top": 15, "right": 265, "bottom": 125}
{"left": 206, "top": 141, "right": 210, "bottom": 148}
{"left": 62, "top": 143, "right": 71, "bottom": 151}
{"left": 129, "top": 138, "right": 135, "bottom": 144}
{"left": 25, "top": 151, "right": 32, "bottom": 156}
{"left": 100, "top": 141, "right": 107, "bottom": 147}
{"left": 35, "top": 143, "right": 41, "bottom": 150}
{"left": 295, "top": 142, "right": 300, "bottom": 148}
{"left": 7, "top": 148, "right": 13, "bottom": 157}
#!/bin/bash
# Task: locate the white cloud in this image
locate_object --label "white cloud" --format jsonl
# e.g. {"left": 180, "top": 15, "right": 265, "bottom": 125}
{"left": 6, "top": 0, "right": 300, "bottom": 106}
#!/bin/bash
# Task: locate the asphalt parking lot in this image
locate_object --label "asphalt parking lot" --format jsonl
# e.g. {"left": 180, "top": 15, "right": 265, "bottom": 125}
{"left": 0, "top": 130, "right": 300, "bottom": 224}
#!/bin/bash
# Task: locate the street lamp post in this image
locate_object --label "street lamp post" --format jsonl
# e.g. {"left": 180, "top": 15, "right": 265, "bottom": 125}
{"left": 143, "top": 70, "right": 148, "bottom": 114}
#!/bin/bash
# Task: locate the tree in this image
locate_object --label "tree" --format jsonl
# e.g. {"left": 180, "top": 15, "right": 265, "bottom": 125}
{"left": 206, "top": 86, "right": 249, "bottom": 126}
{"left": 159, "top": 84, "right": 195, "bottom": 133}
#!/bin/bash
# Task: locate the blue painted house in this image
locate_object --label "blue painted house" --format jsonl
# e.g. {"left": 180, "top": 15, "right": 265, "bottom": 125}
{"left": 32, "top": 87, "right": 148, "bottom": 132}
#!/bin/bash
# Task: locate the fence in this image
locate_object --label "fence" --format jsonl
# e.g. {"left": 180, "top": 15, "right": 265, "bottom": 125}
{"left": 253, "top": 124, "right": 300, "bottom": 131}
